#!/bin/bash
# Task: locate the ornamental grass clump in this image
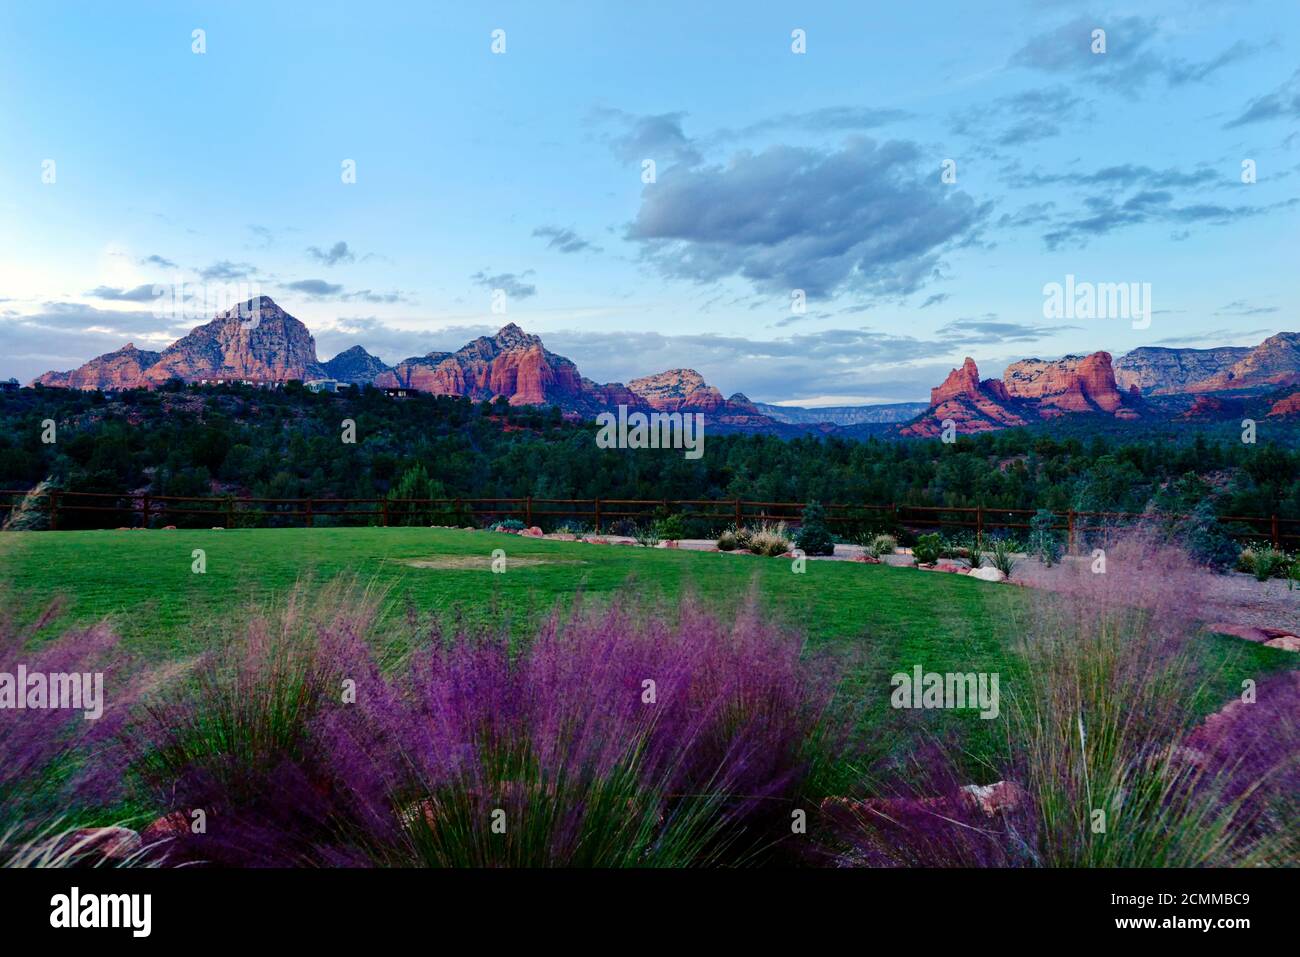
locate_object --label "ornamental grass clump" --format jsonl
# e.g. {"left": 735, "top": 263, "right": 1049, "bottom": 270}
{"left": 122, "top": 583, "right": 843, "bottom": 867}
{"left": 823, "top": 534, "right": 1298, "bottom": 868}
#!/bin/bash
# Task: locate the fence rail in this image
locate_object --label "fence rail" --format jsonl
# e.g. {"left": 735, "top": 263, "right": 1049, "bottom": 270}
{"left": 2, "top": 489, "right": 1297, "bottom": 550}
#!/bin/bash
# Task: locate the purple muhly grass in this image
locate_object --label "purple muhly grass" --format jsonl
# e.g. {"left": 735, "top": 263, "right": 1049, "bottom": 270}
{"left": 1182, "top": 671, "right": 1300, "bottom": 863}
{"left": 0, "top": 601, "right": 139, "bottom": 827}
{"left": 317, "top": 582, "right": 842, "bottom": 868}
{"left": 1002, "top": 533, "right": 1273, "bottom": 866}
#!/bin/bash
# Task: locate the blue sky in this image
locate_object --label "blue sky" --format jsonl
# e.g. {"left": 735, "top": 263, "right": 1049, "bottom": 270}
{"left": 1, "top": 0, "right": 1297, "bottom": 403}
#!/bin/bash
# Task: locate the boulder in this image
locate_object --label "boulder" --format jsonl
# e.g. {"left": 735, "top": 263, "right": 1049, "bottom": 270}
{"left": 1263, "top": 635, "right": 1300, "bottom": 652}
{"left": 967, "top": 566, "right": 1007, "bottom": 583}
{"left": 523, "top": 526, "right": 544, "bottom": 537}
{"left": 62, "top": 826, "right": 143, "bottom": 861}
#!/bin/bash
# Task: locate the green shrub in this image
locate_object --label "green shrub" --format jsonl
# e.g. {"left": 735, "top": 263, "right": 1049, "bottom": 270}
{"left": 912, "top": 532, "right": 942, "bottom": 565}
{"left": 1029, "top": 509, "right": 1062, "bottom": 566}
{"left": 983, "top": 537, "right": 1018, "bottom": 579}
{"left": 867, "top": 533, "right": 897, "bottom": 559}
{"left": 1250, "top": 546, "right": 1287, "bottom": 582}
{"left": 633, "top": 524, "right": 662, "bottom": 548}
{"left": 716, "top": 527, "right": 740, "bottom": 551}
{"left": 654, "top": 512, "right": 686, "bottom": 540}
{"left": 748, "top": 522, "right": 792, "bottom": 557}
{"left": 794, "top": 501, "right": 835, "bottom": 556}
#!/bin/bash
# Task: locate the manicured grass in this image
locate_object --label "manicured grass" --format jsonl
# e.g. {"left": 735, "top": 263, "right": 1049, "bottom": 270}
{"left": 0, "top": 528, "right": 1290, "bottom": 784}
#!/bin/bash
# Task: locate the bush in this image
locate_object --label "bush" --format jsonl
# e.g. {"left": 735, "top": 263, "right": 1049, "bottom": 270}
{"left": 608, "top": 518, "right": 638, "bottom": 537}
{"left": 552, "top": 519, "right": 589, "bottom": 539}
{"left": 716, "top": 527, "right": 741, "bottom": 551}
{"left": 867, "top": 534, "right": 897, "bottom": 559}
{"left": 1249, "top": 546, "right": 1288, "bottom": 582}
{"left": 982, "top": 538, "right": 1018, "bottom": 579}
{"left": 912, "top": 533, "right": 942, "bottom": 565}
{"left": 747, "top": 522, "right": 792, "bottom": 557}
{"left": 633, "top": 523, "right": 661, "bottom": 548}
{"left": 653, "top": 512, "right": 686, "bottom": 540}
{"left": 794, "top": 501, "right": 835, "bottom": 556}
{"left": 1028, "top": 509, "right": 1062, "bottom": 566}
{"left": 1174, "top": 501, "right": 1239, "bottom": 573}
{"left": 490, "top": 518, "right": 526, "bottom": 533}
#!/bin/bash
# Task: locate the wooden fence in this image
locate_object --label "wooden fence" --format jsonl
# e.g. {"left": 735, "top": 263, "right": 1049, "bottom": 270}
{"left": 1, "top": 489, "right": 1297, "bottom": 551}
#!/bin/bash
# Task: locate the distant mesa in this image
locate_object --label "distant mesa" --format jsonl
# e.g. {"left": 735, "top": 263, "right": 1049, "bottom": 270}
{"left": 900, "top": 352, "right": 1140, "bottom": 436}
{"left": 25, "top": 294, "right": 1300, "bottom": 438}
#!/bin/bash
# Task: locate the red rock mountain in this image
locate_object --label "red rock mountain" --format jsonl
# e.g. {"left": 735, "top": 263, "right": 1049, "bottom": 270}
{"left": 627, "top": 369, "right": 726, "bottom": 412}
{"left": 901, "top": 352, "right": 1139, "bottom": 436}
{"left": 1187, "top": 333, "right": 1300, "bottom": 394}
{"left": 374, "top": 323, "right": 643, "bottom": 413}
{"left": 34, "top": 343, "right": 161, "bottom": 390}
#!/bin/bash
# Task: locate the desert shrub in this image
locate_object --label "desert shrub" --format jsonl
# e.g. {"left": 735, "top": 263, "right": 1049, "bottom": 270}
{"left": 747, "top": 522, "right": 792, "bottom": 557}
{"left": 794, "top": 501, "right": 835, "bottom": 556}
{"left": 982, "top": 538, "right": 1018, "bottom": 579}
{"left": 490, "top": 518, "right": 526, "bottom": 533}
{"left": 716, "top": 527, "right": 741, "bottom": 551}
{"left": 1174, "top": 501, "right": 1239, "bottom": 573}
{"left": 1250, "top": 546, "right": 1288, "bottom": 581}
{"left": 1028, "top": 509, "right": 1062, "bottom": 566}
{"left": 119, "top": 585, "right": 843, "bottom": 867}
{"left": 552, "top": 519, "right": 589, "bottom": 539}
{"left": 912, "top": 533, "right": 942, "bottom": 565}
{"left": 608, "top": 518, "right": 638, "bottom": 537}
{"left": 633, "top": 523, "right": 662, "bottom": 548}
{"left": 867, "top": 534, "right": 897, "bottom": 559}
{"left": 654, "top": 513, "right": 686, "bottom": 540}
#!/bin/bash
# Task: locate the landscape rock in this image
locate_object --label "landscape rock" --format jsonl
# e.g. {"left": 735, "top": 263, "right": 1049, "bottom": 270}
{"left": 967, "top": 566, "right": 1007, "bottom": 582}
{"left": 62, "top": 826, "right": 143, "bottom": 861}
{"left": 1263, "top": 635, "right": 1300, "bottom": 651}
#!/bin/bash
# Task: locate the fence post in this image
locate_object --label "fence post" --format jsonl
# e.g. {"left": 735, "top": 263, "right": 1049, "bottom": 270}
{"left": 1067, "top": 509, "right": 1075, "bottom": 553}
{"left": 227, "top": 498, "right": 234, "bottom": 529}
{"left": 141, "top": 493, "right": 150, "bottom": 529}
{"left": 49, "top": 491, "right": 59, "bottom": 531}
{"left": 594, "top": 497, "right": 602, "bottom": 533}
{"left": 735, "top": 499, "right": 742, "bottom": 528}
{"left": 306, "top": 497, "right": 313, "bottom": 528}
{"left": 526, "top": 496, "right": 533, "bottom": 527}
{"left": 1272, "top": 513, "right": 1279, "bottom": 549}
{"left": 382, "top": 498, "right": 389, "bottom": 528}
{"left": 975, "top": 505, "right": 983, "bottom": 553}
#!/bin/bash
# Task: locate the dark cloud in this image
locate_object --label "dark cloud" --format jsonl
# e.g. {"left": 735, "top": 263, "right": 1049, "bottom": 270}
{"left": 1215, "top": 300, "right": 1279, "bottom": 317}
{"left": 1039, "top": 189, "right": 1295, "bottom": 249}
{"left": 85, "top": 284, "right": 166, "bottom": 303}
{"left": 284, "top": 279, "right": 344, "bottom": 296}
{"left": 0, "top": 303, "right": 191, "bottom": 382}
{"left": 1007, "top": 163, "right": 1219, "bottom": 191}
{"left": 626, "top": 137, "right": 988, "bottom": 299}
{"left": 306, "top": 241, "right": 356, "bottom": 267}
{"left": 721, "top": 106, "right": 914, "bottom": 139}
{"left": 470, "top": 270, "right": 537, "bottom": 299}
{"left": 936, "top": 318, "right": 1081, "bottom": 344}
{"left": 140, "top": 254, "right": 177, "bottom": 269}
{"left": 1224, "top": 67, "right": 1300, "bottom": 128}
{"left": 1010, "top": 15, "right": 1257, "bottom": 92}
{"left": 590, "top": 108, "right": 702, "bottom": 166}
{"left": 919, "top": 293, "right": 951, "bottom": 309}
{"left": 532, "top": 226, "right": 598, "bottom": 254}
{"left": 952, "top": 85, "right": 1089, "bottom": 146}
{"left": 200, "top": 260, "right": 257, "bottom": 281}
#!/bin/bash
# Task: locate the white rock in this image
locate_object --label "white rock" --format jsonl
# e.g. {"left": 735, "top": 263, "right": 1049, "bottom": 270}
{"left": 967, "top": 566, "right": 1006, "bottom": 583}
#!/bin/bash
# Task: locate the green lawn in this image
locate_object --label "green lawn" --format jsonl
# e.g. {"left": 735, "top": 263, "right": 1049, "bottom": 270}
{"left": 0, "top": 527, "right": 1289, "bottom": 783}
